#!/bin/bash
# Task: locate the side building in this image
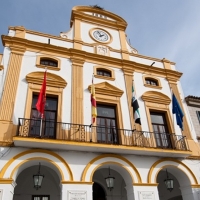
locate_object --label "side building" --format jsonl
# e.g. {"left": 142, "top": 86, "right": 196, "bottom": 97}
{"left": 0, "top": 5, "right": 200, "bottom": 200}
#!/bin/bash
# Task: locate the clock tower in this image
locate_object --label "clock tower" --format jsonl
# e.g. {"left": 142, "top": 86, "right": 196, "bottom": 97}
{"left": 60, "top": 6, "right": 138, "bottom": 59}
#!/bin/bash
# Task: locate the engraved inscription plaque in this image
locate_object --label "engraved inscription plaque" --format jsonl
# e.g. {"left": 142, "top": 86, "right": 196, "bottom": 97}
{"left": 138, "top": 191, "right": 155, "bottom": 200}
{"left": 68, "top": 190, "right": 87, "bottom": 200}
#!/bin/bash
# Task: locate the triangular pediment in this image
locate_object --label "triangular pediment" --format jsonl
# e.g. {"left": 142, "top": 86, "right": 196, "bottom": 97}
{"left": 142, "top": 91, "right": 171, "bottom": 105}
{"left": 26, "top": 71, "right": 67, "bottom": 88}
{"left": 88, "top": 81, "right": 124, "bottom": 97}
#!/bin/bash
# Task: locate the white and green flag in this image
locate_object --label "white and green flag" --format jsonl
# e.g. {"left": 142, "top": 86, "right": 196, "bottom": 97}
{"left": 131, "top": 85, "right": 141, "bottom": 125}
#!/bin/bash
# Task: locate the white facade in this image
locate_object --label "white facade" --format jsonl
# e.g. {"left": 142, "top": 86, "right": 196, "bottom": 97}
{"left": 0, "top": 5, "right": 200, "bottom": 200}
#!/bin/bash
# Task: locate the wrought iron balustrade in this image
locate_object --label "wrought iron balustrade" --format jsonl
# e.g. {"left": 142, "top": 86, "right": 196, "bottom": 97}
{"left": 17, "top": 118, "right": 189, "bottom": 151}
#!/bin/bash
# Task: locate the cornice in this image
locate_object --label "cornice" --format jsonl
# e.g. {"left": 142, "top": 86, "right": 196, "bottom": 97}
{"left": 88, "top": 81, "right": 124, "bottom": 97}
{"left": 71, "top": 6, "right": 127, "bottom": 30}
{"left": 26, "top": 71, "right": 67, "bottom": 88}
{"left": 9, "top": 26, "right": 73, "bottom": 42}
{"left": 2, "top": 35, "right": 182, "bottom": 81}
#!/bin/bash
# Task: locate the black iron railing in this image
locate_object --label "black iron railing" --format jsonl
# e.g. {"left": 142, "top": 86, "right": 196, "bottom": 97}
{"left": 17, "top": 118, "right": 189, "bottom": 151}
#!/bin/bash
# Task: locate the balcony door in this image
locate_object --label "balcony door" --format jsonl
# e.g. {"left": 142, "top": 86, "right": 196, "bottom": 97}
{"left": 150, "top": 112, "right": 172, "bottom": 148}
{"left": 96, "top": 104, "right": 118, "bottom": 144}
{"left": 30, "top": 94, "right": 58, "bottom": 138}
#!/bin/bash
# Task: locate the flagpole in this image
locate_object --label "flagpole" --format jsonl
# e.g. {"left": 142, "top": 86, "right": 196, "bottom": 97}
{"left": 90, "top": 74, "right": 97, "bottom": 142}
{"left": 170, "top": 88, "right": 176, "bottom": 133}
{"left": 36, "top": 68, "right": 47, "bottom": 137}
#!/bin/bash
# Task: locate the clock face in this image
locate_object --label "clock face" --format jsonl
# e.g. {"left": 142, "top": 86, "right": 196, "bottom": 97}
{"left": 93, "top": 30, "right": 109, "bottom": 42}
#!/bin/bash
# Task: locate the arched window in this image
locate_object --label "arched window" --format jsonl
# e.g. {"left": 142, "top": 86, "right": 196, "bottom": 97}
{"left": 97, "top": 69, "right": 111, "bottom": 77}
{"left": 36, "top": 56, "right": 60, "bottom": 71}
{"left": 145, "top": 78, "right": 158, "bottom": 86}
{"left": 94, "top": 66, "right": 115, "bottom": 81}
{"left": 143, "top": 76, "right": 162, "bottom": 89}
{"left": 40, "top": 58, "right": 58, "bottom": 67}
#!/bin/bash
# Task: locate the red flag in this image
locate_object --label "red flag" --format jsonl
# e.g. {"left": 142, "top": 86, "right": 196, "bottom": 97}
{"left": 36, "top": 71, "right": 47, "bottom": 118}
{"left": 91, "top": 76, "right": 97, "bottom": 124}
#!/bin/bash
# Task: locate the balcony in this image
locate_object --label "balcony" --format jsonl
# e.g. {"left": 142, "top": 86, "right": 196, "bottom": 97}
{"left": 13, "top": 118, "right": 191, "bottom": 157}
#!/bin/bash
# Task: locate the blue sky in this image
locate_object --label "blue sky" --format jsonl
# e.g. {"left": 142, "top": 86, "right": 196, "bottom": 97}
{"left": 1, "top": 0, "right": 200, "bottom": 96}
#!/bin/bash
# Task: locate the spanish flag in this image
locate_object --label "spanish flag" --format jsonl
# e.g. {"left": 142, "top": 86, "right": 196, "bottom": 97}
{"left": 91, "top": 76, "right": 97, "bottom": 124}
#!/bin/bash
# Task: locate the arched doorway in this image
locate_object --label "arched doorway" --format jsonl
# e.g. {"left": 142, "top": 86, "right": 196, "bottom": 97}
{"left": 13, "top": 164, "right": 60, "bottom": 200}
{"left": 92, "top": 167, "right": 127, "bottom": 200}
{"left": 93, "top": 182, "right": 106, "bottom": 200}
{"left": 157, "top": 169, "right": 183, "bottom": 200}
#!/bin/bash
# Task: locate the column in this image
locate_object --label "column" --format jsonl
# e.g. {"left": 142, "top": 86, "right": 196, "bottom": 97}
{"left": 60, "top": 182, "right": 93, "bottom": 200}
{"left": 0, "top": 45, "right": 26, "bottom": 142}
{"left": 71, "top": 58, "right": 85, "bottom": 125}
{"left": 0, "top": 179, "right": 16, "bottom": 200}
{"left": 180, "top": 185, "right": 200, "bottom": 200}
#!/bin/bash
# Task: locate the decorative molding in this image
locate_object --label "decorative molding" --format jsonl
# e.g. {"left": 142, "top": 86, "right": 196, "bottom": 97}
{"left": 26, "top": 71, "right": 67, "bottom": 88}
{"left": 147, "top": 158, "right": 198, "bottom": 184}
{"left": 95, "top": 45, "right": 110, "bottom": 56}
{"left": 71, "top": 6, "right": 127, "bottom": 30}
{"left": 81, "top": 154, "right": 142, "bottom": 183}
{"left": 2, "top": 36, "right": 181, "bottom": 81}
{"left": 0, "top": 178, "right": 13, "bottom": 184}
{"left": 88, "top": 81, "right": 123, "bottom": 97}
{"left": 142, "top": 91, "right": 171, "bottom": 105}
{"left": 0, "top": 65, "right": 4, "bottom": 71}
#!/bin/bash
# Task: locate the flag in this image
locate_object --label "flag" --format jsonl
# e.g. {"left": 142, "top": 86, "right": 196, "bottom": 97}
{"left": 91, "top": 76, "right": 97, "bottom": 124}
{"left": 36, "top": 71, "right": 47, "bottom": 118}
{"left": 172, "top": 93, "right": 184, "bottom": 130}
{"left": 131, "top": 84, "right": 141, "bottom": 125}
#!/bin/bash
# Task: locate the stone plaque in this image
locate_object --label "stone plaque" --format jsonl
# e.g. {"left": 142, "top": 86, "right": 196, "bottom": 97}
{"left": 138, "top": 191, "right": 155, "bottom": 200}
{"left": 68, "top": 190, "right": 87, "bottom": 200}
{"left": 0, "top": 190, "right": 2, "bottom": 200}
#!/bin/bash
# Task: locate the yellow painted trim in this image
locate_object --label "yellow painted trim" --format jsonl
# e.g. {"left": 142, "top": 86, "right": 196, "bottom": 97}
{"left": 0, "top": 149, "right": 73, "bottom": 181}
{"left": 89, "top": 27, "right": 113, "bottom": 44}
{"left": 61, "top": 181, "right": 93, "bottom": 185}
{"left": 191, "top": 184, "right": 200, "bottom": 188}
{"left": 142, "top": 91, "right": 171, "bottom": 105}
{"left": 0, "top": 178, "right": 13, "bottom": 184}
{"left": 82, "top": 154, "right": 142, "bottom": 183}
{"left": 133, "top": 183, "right": 158, "bottom": 186}
{"left": 143, "top": 75, "right": 162, "bottom": 90}
{"left": 10, "top": 157, "right": 65, "bottom": 180}
{"left": 13, "top": 137, "right": 192, "bottom": 159}
{"left": 90, "top": 161, "right": 135, "bottom": 183}
{"left": 36, "top": 55, "right": 61, "bottom": 71}
{"left": 26, "top": 71, "right": 67, "bottom": 88}
{"left": 147, "top": 158, "right": 198, "bottom": 184}
{"left": 93, "top": 65, "right": 115, "bottom": 81}
{"left": 71, "top": 6, "right": 127, "bottom": 30}
{"left": 88, "top": 81, "right": 123, "bottom": 97}
{"left": 2, "top": 36, "right": 181, "bottom": 81}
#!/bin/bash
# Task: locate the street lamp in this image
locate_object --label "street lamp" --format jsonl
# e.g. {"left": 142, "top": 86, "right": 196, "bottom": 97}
{"left": 164, "top": 169, "right": 173, "bottom": 192}
{"left": 33, "top": 162, "right": 44, "bottom": 190}
{"left": 105, "top": 167, "right": 115, "bottom": 191}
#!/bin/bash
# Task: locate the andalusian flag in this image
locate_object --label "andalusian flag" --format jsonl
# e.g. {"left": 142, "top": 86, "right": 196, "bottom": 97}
{"left": 131, "top": 84, "right": 141, "bottom": 125}
{"left": 91, "top": 76, "right": 97, "bottom": 124}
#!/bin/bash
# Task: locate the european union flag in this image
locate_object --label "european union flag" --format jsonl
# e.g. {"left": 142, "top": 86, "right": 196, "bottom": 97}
{"left": 172, "top": 94, "right": 184, "bottom": 130}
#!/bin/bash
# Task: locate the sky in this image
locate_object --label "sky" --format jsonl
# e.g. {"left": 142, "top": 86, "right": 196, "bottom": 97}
{"left": 0, "top": 0, "right": 200, "bottom": 97}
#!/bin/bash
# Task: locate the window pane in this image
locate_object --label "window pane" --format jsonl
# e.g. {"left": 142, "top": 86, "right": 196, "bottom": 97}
{"left": 150, "top": 114, "right": 164, "bottom": 124}
{"left": 97, "top": 106, "right": 115, "bottom": 118}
